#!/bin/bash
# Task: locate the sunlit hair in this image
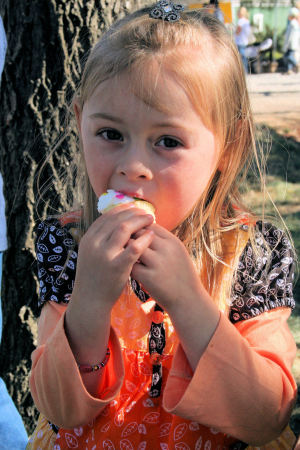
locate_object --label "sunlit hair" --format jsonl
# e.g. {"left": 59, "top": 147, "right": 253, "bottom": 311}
{"left": 37, "top": 6, "right": 276, "bottom": 312}
{"left": 72, "top": 7, "right": 259, "bottom": 305}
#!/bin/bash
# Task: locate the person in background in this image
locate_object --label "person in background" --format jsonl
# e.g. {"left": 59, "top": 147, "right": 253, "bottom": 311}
{"left": 282, "top": 7, "right": 300, "bottom": 74}
{"left": 0, "top": 14, "right": 28, "bottom": 450}
{"left": 235, "top": 6, "right": 251, "bottom": 73}
{"left": 209, "top": 0, "right": 224, "bottom": 23}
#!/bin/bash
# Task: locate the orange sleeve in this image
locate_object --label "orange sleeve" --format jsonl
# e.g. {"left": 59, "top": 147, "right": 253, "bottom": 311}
{"left": 163, "top": 307, "right": 297, "bottom": 446}
{"left": 29, "top": 302, "right": 124, "bottom": 428}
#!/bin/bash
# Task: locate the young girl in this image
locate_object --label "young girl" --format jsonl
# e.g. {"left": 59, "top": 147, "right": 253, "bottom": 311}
{"left": 27, "top": 3, "right": 298, "bottom": 449}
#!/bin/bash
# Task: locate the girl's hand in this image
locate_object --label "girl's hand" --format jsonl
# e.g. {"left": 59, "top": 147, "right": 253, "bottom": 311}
{"left": 131, "top": 224, "right": 203, "bottom": 312}
{"left": 131, "top": 225, "right": 220, "bottom": 372}
{"left": 65, "top": 204, "right": 154, "bottom": 395}
{"left": 73, "top": 205, "right": 154, "bottom": 311}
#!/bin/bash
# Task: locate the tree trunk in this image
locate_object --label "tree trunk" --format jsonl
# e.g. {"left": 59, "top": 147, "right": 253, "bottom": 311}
{"left": 0, "top": 0, "right": 148, "bottom": 434}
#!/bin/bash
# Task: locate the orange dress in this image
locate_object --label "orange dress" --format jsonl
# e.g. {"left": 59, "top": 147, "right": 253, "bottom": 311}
{"left": 27, "top": 216, "right": 297, "bottom": 449}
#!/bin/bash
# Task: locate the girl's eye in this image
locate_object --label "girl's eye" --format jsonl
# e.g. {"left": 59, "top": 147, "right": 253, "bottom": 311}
{"left": 156, "top": 136, "right": 182, "bottom": 149}
{"left": 98, "top": 129, "right": 123, "bottom": 141}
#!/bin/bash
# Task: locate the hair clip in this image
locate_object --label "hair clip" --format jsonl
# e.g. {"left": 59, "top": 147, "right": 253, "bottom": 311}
{"left": 149, "top": 1, "right": 184, "bottom": 22}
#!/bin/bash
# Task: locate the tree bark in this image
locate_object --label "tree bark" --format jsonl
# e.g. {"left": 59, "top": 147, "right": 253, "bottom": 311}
{"left": 0, "top": 0, "right": 148, "bottom": 434}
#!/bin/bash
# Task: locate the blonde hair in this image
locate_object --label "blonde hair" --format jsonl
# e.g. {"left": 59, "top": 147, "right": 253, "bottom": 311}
{"left": 238, "top": 7, "right": 249, "bottom": 19}
{"left": 41, "top": 7, "right": 261, "bottom": 306}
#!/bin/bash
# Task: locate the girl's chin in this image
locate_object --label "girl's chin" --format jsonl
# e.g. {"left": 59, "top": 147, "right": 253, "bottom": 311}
{"left": 156, "top": 217, "right": 182, "bottom": 232}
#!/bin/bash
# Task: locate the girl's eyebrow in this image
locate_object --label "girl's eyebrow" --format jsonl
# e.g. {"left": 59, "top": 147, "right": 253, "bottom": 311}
{"left": 156, "top": 122, "right": 183, "bottom": 129}
{"left": 89, "top": 112, "right": 124, "bottom": 123}
{"left": 89, "top": 112, "right": 187, "bottom": 130}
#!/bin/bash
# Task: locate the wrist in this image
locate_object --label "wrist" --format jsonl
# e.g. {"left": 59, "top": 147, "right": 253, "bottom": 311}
{"left": 164, "top": 279, "right": 207, "bottom": 315}
{"left": 77, "top": 347, "right": 110, "bottom": 373}
{"left": 166, "top": 282, "right": 220, "bottom": 337}
{"left": 64, "top": 302, "right": 112, "bottom": 364}
{"left": 71, "top": 283, "right": 115, "bottom": 315}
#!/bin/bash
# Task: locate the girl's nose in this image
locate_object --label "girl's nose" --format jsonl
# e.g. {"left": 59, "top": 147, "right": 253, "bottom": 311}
{"left": 117, "top": 147, "right": 153, "bottom": 180}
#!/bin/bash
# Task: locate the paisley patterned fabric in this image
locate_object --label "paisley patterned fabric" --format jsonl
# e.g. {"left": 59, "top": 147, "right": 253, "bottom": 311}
{"left": 230, "top": 221, "right": 295, "bottom": 323}
{"left": 35, "top": 218, "right": 295, "bottom": 319}
{"left": 35, "top": 218, "right": 78, "bottom": 307}
{"left": 131, "top": 279, "right": 166, "bottom": 398}
{"left": 30, "top": 216, "right": 296, "bottom": 449}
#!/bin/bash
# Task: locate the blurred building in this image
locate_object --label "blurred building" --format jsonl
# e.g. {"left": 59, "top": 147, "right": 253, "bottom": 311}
{"left": 185, "top": 0, "right": 294, "bottom": 35}
{"left": 232, "top": 0, "right": 293, "bottom": 35}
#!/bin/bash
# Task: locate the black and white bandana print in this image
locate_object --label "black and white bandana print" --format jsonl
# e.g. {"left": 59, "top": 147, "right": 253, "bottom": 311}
{"left": 131, "top": 278, "right": 166, "bottom": 398}
{"left": 230, "top": 221, "right": 295, "bottom": 323}
{"left": 35, "top": 218, "right": 295, "bottom": 320}
{"left": 35, "top": 218, "right": 78, "bottom": 307}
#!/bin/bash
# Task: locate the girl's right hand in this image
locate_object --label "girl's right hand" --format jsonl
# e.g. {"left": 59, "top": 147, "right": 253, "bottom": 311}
{"left": 64, "top": 205, "right": 153, "bottom": 396}
{"left": 72, "top": 204, "right": 154, "bottom": 312}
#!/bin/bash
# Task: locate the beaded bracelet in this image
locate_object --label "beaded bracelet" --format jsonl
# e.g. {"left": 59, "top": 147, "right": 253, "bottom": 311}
{"left": 77, "top": 348, "right": 110, "bottom": 373}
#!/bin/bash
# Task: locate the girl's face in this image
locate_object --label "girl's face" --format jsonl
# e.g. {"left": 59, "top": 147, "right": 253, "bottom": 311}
{"left": 76, "top": 71, "right": 220, "bottom": 231}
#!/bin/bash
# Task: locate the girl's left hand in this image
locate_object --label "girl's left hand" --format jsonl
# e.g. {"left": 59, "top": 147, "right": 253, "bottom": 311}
{"left": 132, "top": 224, "right": 220, "bottom": 372}
{"left": 131, "top": 224, "right": 203, "bottom": 312}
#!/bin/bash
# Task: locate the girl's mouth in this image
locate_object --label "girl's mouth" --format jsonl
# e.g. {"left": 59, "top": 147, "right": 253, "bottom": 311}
{"left": 120, "top": 191, "right": 144, "bottom": 200}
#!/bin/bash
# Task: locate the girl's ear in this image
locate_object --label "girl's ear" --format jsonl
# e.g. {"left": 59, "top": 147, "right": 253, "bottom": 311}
{"left": 73, "top": 97, "right": 82, "bottom": 134}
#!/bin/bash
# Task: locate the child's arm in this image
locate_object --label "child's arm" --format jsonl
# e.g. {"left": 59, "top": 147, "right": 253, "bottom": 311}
{"left": 163, "top": 307, "right": 296, "bottom": 445}
{"left": 131, "top": 223, "right": 222, "bottom": 369}
{"left": 30, "top": 301, "right": 124, "bottom": 428}
{"left": 62, "top": 205, "right": 153, "bottom": 397}
{"left": 30, "top": 207, "right": 154, "bottom": 428}
{"left": 30, "top": 216, "right": 125, "bottom": 428}
{"left": 132, "top": 223, "right": 297, "bottom": 445}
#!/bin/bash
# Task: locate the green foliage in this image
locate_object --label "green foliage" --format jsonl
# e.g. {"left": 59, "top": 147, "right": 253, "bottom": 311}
{"left": 246, "top": 127, "right": 300, "bottom": 302}
{"left": 262, "top": 129, "right": 300, "bottom": 183}
{"left": 253, "top": 24, "right": 273, "bottom": 42}
{"left": 276, "top": 30, "right": 286, "bottom": 53}
{"left": 253, "top": 25, "right": 285, "bottom": 53}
